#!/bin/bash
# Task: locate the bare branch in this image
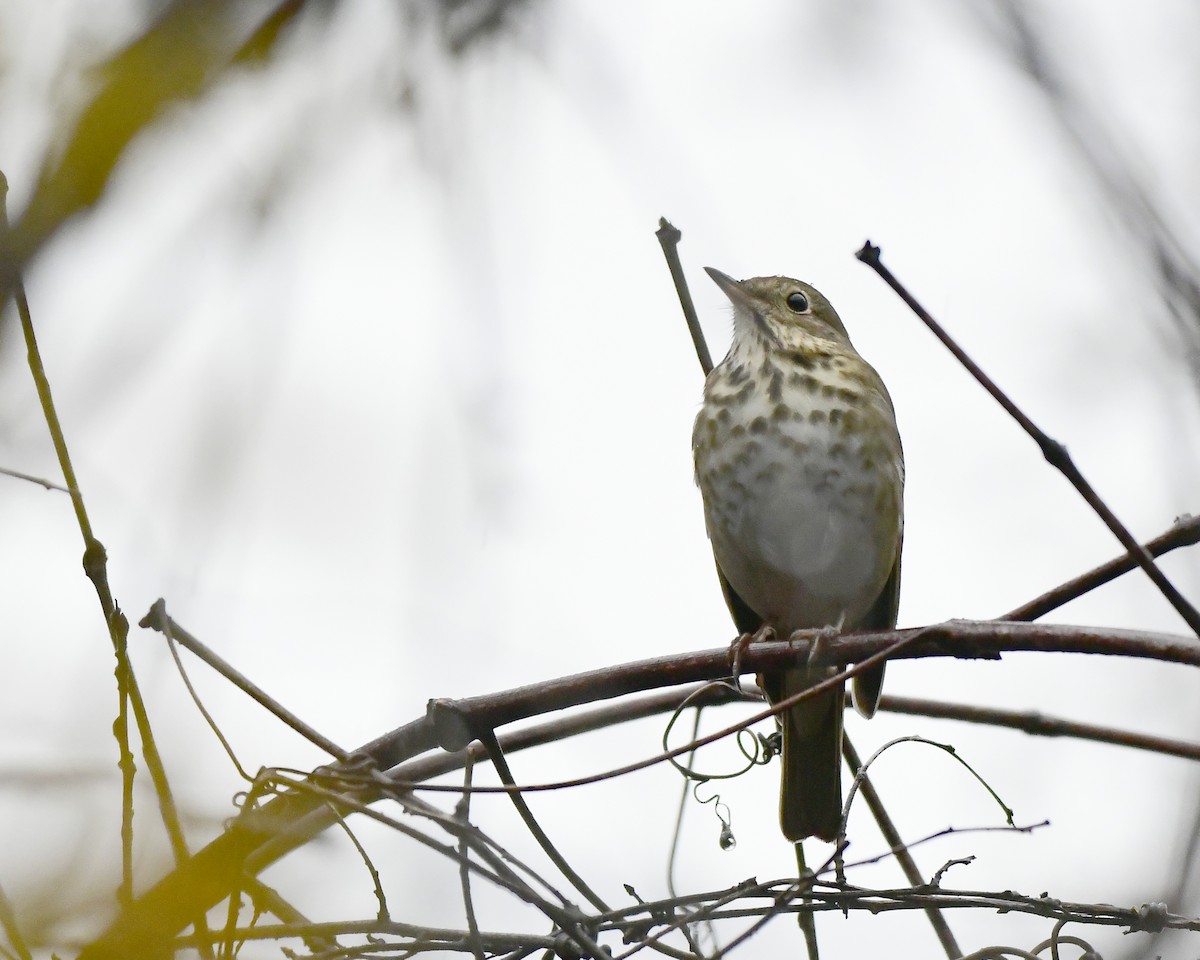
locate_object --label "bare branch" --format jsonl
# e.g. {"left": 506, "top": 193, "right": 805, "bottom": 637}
{"left": 857, "top": 241, "right": 1200, "bottom": 638}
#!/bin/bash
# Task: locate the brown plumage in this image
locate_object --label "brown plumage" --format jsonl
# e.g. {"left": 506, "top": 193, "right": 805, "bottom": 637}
{"left": 693, "top": 269, "right": 903, "bottom": 842}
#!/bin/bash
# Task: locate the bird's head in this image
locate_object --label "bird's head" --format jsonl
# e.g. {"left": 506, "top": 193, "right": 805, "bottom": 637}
{"left": 705, "top": 267, "right": 852, "bottom": 358}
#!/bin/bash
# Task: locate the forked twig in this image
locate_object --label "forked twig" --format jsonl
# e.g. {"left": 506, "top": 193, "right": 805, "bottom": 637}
{"left": 842, "top": 736, "right": 962, "bottom": 959}
{"left": 857, "top": 241, "right": 1200, "bottom": 639}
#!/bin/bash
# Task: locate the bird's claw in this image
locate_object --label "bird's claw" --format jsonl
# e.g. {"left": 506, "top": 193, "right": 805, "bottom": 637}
{"left": 787, "top": 623, "right": 843, "bottom": 668}
{"left": 729, "top": 624, "right": 776, "bottom": 689}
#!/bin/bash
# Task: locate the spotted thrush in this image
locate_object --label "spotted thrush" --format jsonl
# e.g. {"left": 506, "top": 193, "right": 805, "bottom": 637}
{"left": 692, "top": 268, "right": 904, "bottom": 842}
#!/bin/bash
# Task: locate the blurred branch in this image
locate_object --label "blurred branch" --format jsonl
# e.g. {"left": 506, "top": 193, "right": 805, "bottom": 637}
{"left": 438, "top": 0, "right": 536, "bottom": 55}
{"left": 0, "top": 0, "right": 541, "bottom": 310}
{"left": 232, "top": 0, "right": 308, "bottom": 65}
{"left": 982, "top": 0, "right": 1200, "bottom": 391}
{"left": 0, "top": 881, "right": 32, "bottom": 960}
{"left": 0, "top": 464, "right": 70, "bottom": 492}
{"left": 0, "top": 0, "right": 310, "bottom": 299}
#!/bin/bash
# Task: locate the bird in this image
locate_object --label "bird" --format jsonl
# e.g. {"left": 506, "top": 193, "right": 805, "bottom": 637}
{"left": 692, "top": 268, "right": 904, "bottom": 843}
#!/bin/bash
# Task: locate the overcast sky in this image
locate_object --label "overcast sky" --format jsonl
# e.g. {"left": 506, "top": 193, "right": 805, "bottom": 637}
{"left": 2, "top": 2, "right": 1199, "bottom": 957}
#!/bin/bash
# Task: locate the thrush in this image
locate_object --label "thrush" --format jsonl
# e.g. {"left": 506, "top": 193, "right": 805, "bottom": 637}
{"left": 692, "top": 268, "right": 904, "bottom": 843}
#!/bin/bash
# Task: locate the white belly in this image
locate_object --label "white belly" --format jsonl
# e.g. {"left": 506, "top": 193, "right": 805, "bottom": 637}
{"left": 707, "top": 470, "right": 889, "bottom": 632}
{"left": 695, "top": 387, "right": 901, "bottom": 634}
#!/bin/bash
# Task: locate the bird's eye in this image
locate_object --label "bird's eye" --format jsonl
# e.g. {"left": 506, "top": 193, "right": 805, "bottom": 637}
{"left": 786, "top": 291, "right": 809, "bottom": 313}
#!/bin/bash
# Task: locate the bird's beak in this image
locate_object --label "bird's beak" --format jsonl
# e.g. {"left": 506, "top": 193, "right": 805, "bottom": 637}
{"left": 704, "top": 267, "right": 754, "bottom": 310}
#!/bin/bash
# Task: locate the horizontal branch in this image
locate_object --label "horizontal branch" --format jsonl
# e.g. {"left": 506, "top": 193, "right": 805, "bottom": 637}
{"left": 427, "top": 620, "right": 1199, "bottom": 749}
{"left": 598, "top": 878, "right": 1198, "bottom": 935}
{"left": 88, "top": 618, "right": 1197, "bottom": 960}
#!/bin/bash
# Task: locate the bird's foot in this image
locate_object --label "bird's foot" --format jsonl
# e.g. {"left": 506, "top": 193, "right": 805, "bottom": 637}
{"left": 787, "top": 623, "right": 843, "bottom": 669}
{"left": 728, "top": 624, "right": 775, "bottom": 689}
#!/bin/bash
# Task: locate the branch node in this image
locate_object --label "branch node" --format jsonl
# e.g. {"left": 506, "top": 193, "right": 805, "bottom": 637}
{"left": 1130, "top": 901, "right": 1169, "bottom": 933}
{"left": 428, "top": 698, "right": 476, "bottom": 752}
{"left": 1037, "top": 434, "right": 1068, "bottom": 468}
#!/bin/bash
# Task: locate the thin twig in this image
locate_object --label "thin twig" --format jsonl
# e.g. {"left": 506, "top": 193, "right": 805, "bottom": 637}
{"left": 0, "top": 464, "right": 70, "bottom": 492}
{"left": 246, "top": 772, "right": 555, "bottom": 919}
{"left": 656, "top": 218, "right": 713, "bottom": 375}
{"left": 124, "top": 662, "right": 216, "bottom": 960}
{"left": 142, "top": 599, "right": 351, "bottom": 762}
{"left": 387, "top": 790, "right": 597, "bottom": 939}
{"left": 240, "top": 879, "right": 339, "bottom": 955}
{"left": 1001, "top": 513, "right": 1200, "bottom": 622}
{"left": 716, "top": 847, "right": 844, "bottom": 957}
{"left": 457, "top": 755, "right": 486, "bottom": 960}
{"left": 838, "top": 821, "right": 1047, "bottom": 874}
{"left": 476, "top": 730, "right": 611, "bottom": 915}
{"left": 793, "top": 843, "right": 821, "bottom": 960}
{"left": 878, "top": 693, "right": 1200, "bottom": 761}
{"left": 857, "top": 240, "right": 1200, "bottom": 639}
{"left": 174, "top": 918, "right": 558, "bottom": 952}
{"left": 375, "top": 775, "right": 688, "bottom": 960}
{"left": 842, "top": 736, "right": 961, "bottom": 959}
{"left": 665, "top": 707, "right": 713, "bottom": 957}
{"left": 330, "top": 808, "right": 389, "bottom": 921}
{"left": 161, "top": 620, "right": 253, "bottom": 781}
{"left": 612, "top": 878, "right": 759, "bottom": 960}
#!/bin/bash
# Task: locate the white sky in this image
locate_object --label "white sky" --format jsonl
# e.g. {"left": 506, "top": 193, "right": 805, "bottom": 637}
{"left": 1, "top": 1, "right": 1199, "bottom": 957}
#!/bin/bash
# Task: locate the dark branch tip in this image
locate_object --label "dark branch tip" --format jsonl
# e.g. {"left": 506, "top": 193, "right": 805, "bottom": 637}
{"left": 855, "top": 241, "right": 881, "bottom": 265}
{"left": 138, "top": 598, "right": 169, "bottom": 631}
{"left": 655, "top": 217, "right": 680, "bottom": 244}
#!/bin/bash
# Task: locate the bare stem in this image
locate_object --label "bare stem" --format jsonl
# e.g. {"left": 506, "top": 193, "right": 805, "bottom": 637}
{"left": 656, "top": 217, "right": 713, "bottom": 375}
{"left": 857, "top": 241, "right": 1200, "bottom": 638}
{"left": 2, "top": 169, "right": 139, "bottom": 906}
{"left": 141, "top": 599, "right": 351, "bottom": 762}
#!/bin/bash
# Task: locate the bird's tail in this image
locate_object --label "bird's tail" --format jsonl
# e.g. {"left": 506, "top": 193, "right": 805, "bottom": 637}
{"left": 776, "top": 668, "right": 844, "bottom": 843}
